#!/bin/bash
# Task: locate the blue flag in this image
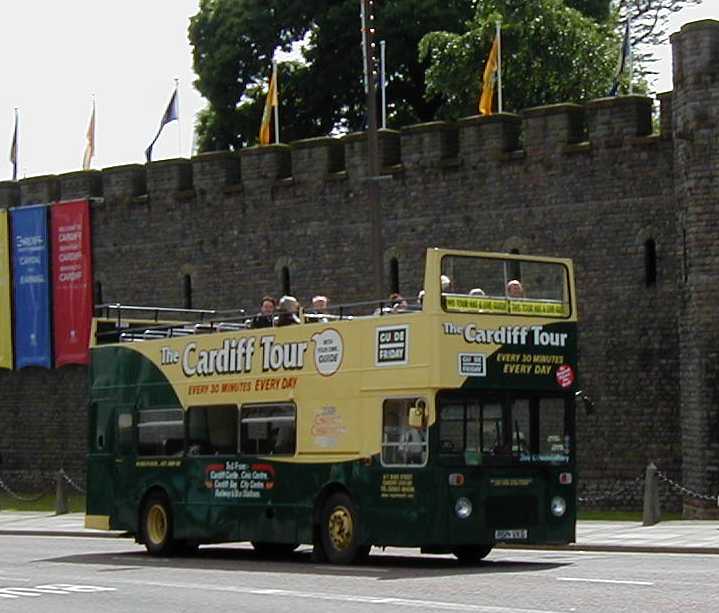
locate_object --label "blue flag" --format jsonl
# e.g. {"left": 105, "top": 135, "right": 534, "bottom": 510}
{"left": 11, "top": 204, "right": 52, "bottom": 369}
{"left": 145, "top": 86, "right": 179, "bottom": 163}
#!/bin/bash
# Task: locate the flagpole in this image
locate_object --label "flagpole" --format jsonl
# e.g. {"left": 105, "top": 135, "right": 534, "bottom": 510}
{"left": 175, "top": 78, "right": 182, "bottom": 157}
{"left": 380, "top": 40, "right": 387, "bottom": 129}
{"left": 627, "top": 13, "right": 633, "bottom": 95}
{"left": 273, "top": 60, "right": 280, "bottom": 144}
{"left": 496, "top": 20, "right": 503, "bottom": 113}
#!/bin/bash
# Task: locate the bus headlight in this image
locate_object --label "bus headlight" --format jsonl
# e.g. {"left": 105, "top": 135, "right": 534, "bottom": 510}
{"left": 455, "top": 497, "right": 472, "bottom": 519}
{"left": 550, "top": 496, "right": 567, "bottom": 517}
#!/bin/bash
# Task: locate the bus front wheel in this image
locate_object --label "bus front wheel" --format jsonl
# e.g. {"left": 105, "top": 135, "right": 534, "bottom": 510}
{"left": 141, "top": 493, "right": 176, "bottom": 556}
{"left": 319, "top": 492, "right": 362, "bottom": 564}
{"left": 453, "top": 545, "right": 492, "bottom": 564}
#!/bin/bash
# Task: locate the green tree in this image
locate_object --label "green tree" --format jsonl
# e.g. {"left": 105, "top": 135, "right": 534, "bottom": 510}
{"left": 419, "top": 0, "right": 619, "bottom": 118}
{"left": 189, "top": 0, "right": 475, "bottom": 151}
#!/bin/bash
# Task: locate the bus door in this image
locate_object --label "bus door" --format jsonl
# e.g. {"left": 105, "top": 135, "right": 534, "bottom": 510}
{"left": 86, "top": 400, "right": 116, "bottom": 519}
{"left": 112, "top": 403, "right": 138, "bottom": 528}
{"left": 370, "top": 397, "right": 436, "bottom": 547}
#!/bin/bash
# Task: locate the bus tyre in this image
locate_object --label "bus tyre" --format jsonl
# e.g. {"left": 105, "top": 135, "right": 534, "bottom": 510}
{"left": 252, "top": 542, "right": 299, "bottom": 558}
{"left": 141, "top": 493, "right": 176, "bottom": 556}
{"left": 320, "top": 492, "right": 362, "bottom": 564}
{"left": 453, "top": 545, "right": 492, "bottom": 564}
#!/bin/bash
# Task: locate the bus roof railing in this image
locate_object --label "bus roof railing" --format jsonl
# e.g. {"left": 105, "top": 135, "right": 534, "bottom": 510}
{"left": 94, "top": 298, "right": 424, "bottom": 344}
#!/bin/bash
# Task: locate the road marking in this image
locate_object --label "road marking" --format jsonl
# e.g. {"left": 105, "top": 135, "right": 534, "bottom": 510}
{"left": 120, "top": 579, "right": 566, "bottom": 612}
{"left": 0, "top": 584, "right": 116, "bottom": 600}
{"left": 558, "top": 578, "right": 654, "bottom": 586}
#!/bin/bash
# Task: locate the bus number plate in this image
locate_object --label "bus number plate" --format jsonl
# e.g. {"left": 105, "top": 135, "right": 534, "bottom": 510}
{"left": 494, "top": 529, "right": 527, "bottom": 541}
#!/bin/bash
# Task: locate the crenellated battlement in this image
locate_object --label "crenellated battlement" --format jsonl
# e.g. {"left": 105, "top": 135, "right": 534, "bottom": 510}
{"left": 0, "top": 93, "right": 674, "bottom": 209}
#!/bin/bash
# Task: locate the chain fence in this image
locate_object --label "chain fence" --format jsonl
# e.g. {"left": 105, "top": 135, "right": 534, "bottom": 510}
{"left": 656, "top": 468, "right": 719, "bottom": 507}
{"left": 0, "top": 469, "right": 86, "bottom": 504}
{"left": 578, "top": 463, "right": 719, "bottom": 510}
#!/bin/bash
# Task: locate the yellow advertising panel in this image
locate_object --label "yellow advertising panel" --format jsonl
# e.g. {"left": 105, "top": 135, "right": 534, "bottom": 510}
{"left": 0, "top": 209, "right": 13, "bottom": 369}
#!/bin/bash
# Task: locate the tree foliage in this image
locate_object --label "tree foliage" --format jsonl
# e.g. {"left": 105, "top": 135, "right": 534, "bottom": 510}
{"left": 420, "top": 0, "right": 618, "bottom": 118}
{"left": 189, "top": 0, "right": 474, "bottom": 151}
{"left": 188, "top": 0, "right": 703, "bottom": 150}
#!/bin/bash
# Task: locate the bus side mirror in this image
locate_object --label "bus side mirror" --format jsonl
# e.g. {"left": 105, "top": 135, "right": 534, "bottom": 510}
{"left": 408, "top": 399, "right": 427, "bottom": 428}
{"left": 575, "top": 390, "right": 594, "bottom": 415}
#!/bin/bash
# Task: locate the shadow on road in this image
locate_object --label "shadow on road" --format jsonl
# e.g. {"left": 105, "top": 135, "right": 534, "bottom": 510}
{"left": 42, "top": 545, "right": 569, "bottom": 581}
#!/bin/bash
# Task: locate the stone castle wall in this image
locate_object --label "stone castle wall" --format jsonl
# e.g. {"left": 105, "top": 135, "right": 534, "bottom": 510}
{"left": 1, "top": 19, "right": 717, "bottom": 516}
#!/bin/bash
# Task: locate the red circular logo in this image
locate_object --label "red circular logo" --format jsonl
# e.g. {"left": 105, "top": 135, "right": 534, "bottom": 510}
{"left": 555, "top": 364, "right": 575, "bottom": 388}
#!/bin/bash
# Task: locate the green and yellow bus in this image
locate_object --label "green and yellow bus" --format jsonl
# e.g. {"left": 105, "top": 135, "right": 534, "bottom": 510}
{"left": 86, "top": 248, "right": 579, "bottom": 564}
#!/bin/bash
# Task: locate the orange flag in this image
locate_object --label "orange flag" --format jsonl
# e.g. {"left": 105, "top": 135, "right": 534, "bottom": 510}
{"left": 259, "top": 64, "right": 278, "bottom": 145}
{"left": 479, "top": 34, "right": 499, "bottom": 116}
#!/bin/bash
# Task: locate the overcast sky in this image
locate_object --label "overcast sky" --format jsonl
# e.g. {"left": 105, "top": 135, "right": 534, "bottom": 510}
{"left": 0, "top": 1, "right": 715, "bottom": 180}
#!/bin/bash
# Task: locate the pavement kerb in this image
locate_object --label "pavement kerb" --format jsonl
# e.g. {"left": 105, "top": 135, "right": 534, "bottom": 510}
{"left": 496, "top": 543, "right": 719, "bottom": 555}
{"left": 0, "top": 529, "right": 127, "bottom": 538}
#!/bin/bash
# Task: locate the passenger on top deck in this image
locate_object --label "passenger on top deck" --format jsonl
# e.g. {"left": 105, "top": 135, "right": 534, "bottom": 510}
{"left": 506, "top": 279, "right": 524, "bottom": 298}
{"left": 389, "top": 292, "right": 409, "bottom": 312}
{"left": 251, "top": 295, "right": 276, "bottom": 328}
{"left": 440, "top": 275, "right": 451, "bottom": 292}
{"left": 469, "top": 288, "right": 486, "bottom": 296}
{"left": 307, "top": 295, "right": 330, "bottom": 323}
{"left": 275, "top": 295, "right": 301, "bottom": 326}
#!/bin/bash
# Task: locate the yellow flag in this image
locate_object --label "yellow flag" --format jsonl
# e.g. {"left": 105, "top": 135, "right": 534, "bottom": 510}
{"left": 259, "top": 65, "right": 278, "bottom": 145}
{"left": 479, "top": 35, "right": 499, "bottom": 116}
{"left": 0, "top": 210, "right": 13, "bottom": 369}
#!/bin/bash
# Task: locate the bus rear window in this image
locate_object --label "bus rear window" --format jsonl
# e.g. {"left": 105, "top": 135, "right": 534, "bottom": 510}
{"left": 440, "top": 255, "right": 570, "bottom": 317}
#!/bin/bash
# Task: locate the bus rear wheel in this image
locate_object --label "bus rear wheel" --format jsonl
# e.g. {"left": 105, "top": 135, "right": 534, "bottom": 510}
{"left": 453, "top": 545, "right": 492, "bottom": 564}
{"left": 319, "top": 492, "right": 362, "bottom": 564}
{"left": 141, "top": 493, "right": 176, "bottom": 556}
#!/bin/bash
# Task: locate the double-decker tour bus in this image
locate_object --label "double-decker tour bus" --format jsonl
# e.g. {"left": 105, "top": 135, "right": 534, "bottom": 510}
{"left": 86, "top": 248, "right": 579, "bottom": 564}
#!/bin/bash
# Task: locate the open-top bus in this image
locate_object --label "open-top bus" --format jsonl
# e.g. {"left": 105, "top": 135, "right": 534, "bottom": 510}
{"left": 86, "top": 248, "right": 578, "bottom": 563}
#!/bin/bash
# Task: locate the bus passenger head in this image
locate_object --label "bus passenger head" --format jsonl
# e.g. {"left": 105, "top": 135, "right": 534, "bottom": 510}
{"left": 312, "top": 295, "right": 328, "bottom": 312}
{"left": 279, "top": 295, "right": 299, "bottom": 313}
{"left": 440, "top": 275, "right": 451, "bottom": 292}
{"left": 469, "top": 288, "right": 485, "bottom": 296}
{"left": 506, "top": 280, "right": 524, "bottom": 298}
{"left": 260, "top": 295, "right": 277, "bottom": 316}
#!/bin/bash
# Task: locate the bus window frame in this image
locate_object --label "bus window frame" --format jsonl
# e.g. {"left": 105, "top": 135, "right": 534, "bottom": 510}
{"left": 380, "top": 396, "right": 430, "bottom": 468}
{"left": 239, "top": 402, "right": 297, "bottom": 457}
{"left": 439, "top": 254, "right": 573, "bottom": 319}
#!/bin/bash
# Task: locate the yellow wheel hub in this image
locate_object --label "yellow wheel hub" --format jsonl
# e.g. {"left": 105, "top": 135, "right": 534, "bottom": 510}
{"left": 147, "top": 504, "right": 168, "bottom": 545}
{"left": 328, "top": 505, "right": 354, "bottom": 551}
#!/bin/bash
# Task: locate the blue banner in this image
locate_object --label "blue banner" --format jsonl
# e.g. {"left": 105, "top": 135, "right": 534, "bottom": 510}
{"left": 11, "top": 205, "right": 52, "bottom": 368}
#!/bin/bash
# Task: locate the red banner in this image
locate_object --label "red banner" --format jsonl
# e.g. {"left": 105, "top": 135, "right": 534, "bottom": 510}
{"left": 51, "top": 200, "right": 93, "bottom": 366}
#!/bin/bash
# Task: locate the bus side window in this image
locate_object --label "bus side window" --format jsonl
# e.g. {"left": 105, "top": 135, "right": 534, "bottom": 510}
{"left": 240, "top": 403, "right": 296, "bottom": 456}
{"left": 187, "top": 405, "right": 239, "bottom": 455}
{"left": 381, "top": 398, "right": 428, "bottom": 466}
{"left": 137, "top": 408, "right": 184, "bottom": 456}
